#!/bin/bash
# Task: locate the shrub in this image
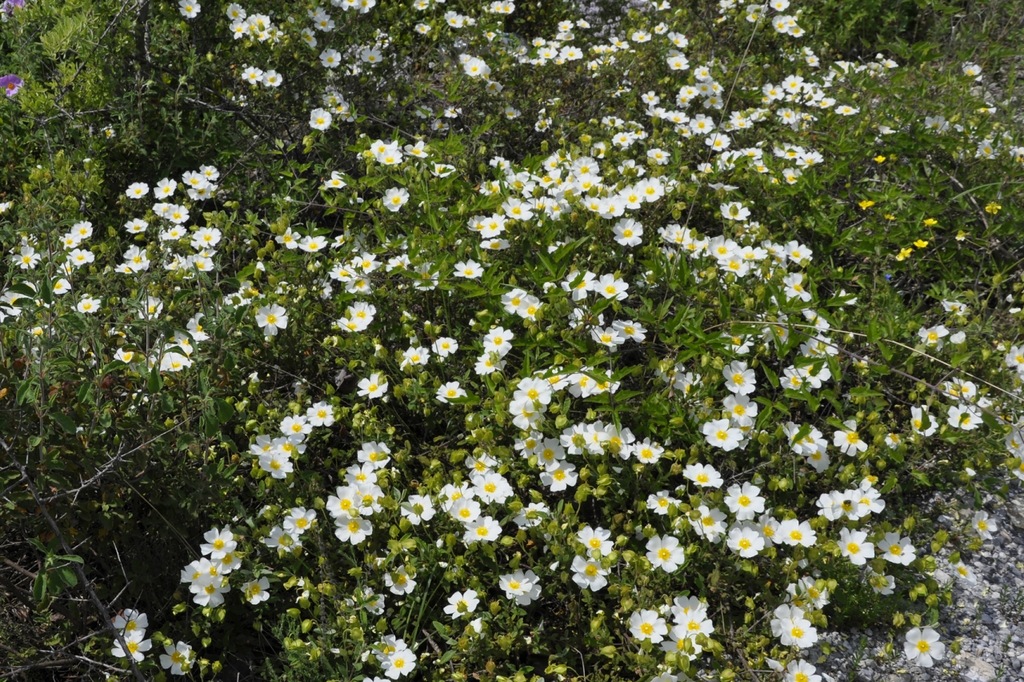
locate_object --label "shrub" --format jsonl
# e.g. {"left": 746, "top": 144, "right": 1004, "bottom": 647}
{"left": 1, "top": 0, "right": 1022, "bottom": 680}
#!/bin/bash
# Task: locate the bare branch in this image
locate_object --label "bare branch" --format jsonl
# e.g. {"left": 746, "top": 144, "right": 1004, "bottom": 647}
{"left": 0, "top": 438, "right": 147, "bottom": 682}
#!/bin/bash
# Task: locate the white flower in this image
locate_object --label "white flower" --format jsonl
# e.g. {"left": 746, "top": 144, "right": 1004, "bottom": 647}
{"left": 306, "top": 401, "right": 336, "bottom": 427}
{"left": 918, "top": 324, "right": 949, "bottom": 349}
{"left": 112, "top": 609, "right": 148, "bottom": 634}
{"left": 724, "top": 482, "right": 765, "bottom": 520}
{"left": 125, "top": 182, "right": 149, "bottom": 199}
{"left": 382, "top": 644, "right": 417, "bottom": 679}
{"left": 721, "top": 201, "right": 750, "bottom": 221}
{"left": 309, "top": 108, "right": 333, "bottom": 131}
{"left": 385, "top": 567, "right": 417, "bottom": 596}
{"left": 629, "top": 609, "right": 668, "bottom": 643}
{"left": 242, "top": 577, "right": 271, "bottom": 604}
{"left": 727, "top": 524, "right": 765, "bottom": 558}
{"left": 703, "top": 419, "right": 743, "bottom": 452}
{"left": 911, "top": 405, "right": 938, "bottom": 436}
{"left": 443, "top": 589, "right": 479, "bottom": 619}
{"left": 683, "top": 463, "right": 723, "bottom": 488}
{"left": 577, "top": 525, "right": 613, "bottom": 556}
{"left": 540, "top": 461, "right": 577, "bottom": 491}
{"left": 723, "top": 361, "right": 756, "bottom": 395}
{"left": 399, "top": 346, "right": 430, "bottom": 369}
{"left": 259, "top": 451, "right": 293, "bottom": 479}
{"left": 125, "top": 218, "right": 148, "bottom": 234}
{"left": 771, "top": 604, "right": 817, "bottom": 649}
{"left": 462, "top": 56, "right": 491, "bottom": 78}
{"left": 776, "top": 518, "right": 816, "bottom": 548}
{"left": 400, "top": 495, "right": 435, "bottom": 525}
{"left": 432, "top": 336, "right": 459, "bottom": 357}
{"left": 947, "top": 405, "right": 982, "bottom": 431}
{"left": 334, "top": 517, "right": 372, "bottom": 545}
{"left": 382, "top": 187, "right": 409, "bottom": 212}
{"left": 255, "top": 304, "right": 288, "bottom": 337}
{"left": 646, "top": 534, "right": 686, "bottom": 572}
{"left": 159, "top": 641, "right": 194, "bottom": 675}
{"left": 595, "top": 274, "right": 629, "bottom": 300}
{"left": 463, "top": 516, "right": 501, "bottom": 544}
{"left": 498, "top": 569, "right": 541, "bottom": 605}
{"left": 157, "top": 351, "right": 191, "bottom": 373}
{"left": 953, "top": 562, "right": 976, "bottom": 584}
{"left": 178, "top": 0, "right": 200, "bottom": 18}
{"left": 320, "top": 48, "right": 341, "bottom": 69}
{"left": 833, "top": 419, "right": 867, "bottom": 456}
{"left": 76, "top": 295, "right": 101, "bottom": 314}
{"left": 972, "top": 510, "right": 997, "bottom": 540}
{"left": 357, "top": 372, "right": 388, "bottom": 399}
{"left": 482, "top": 326, "right": 513, "bottom": 355}
{"left": 261, "top": 70, "right": 283, "bottom": 88}
{"left": 904, "top": 627, "right": 945, "bottom": 667}
{"left": 784, "top": 659, "right": 821, "bottom": 682}
{"left": 838, "top": 527, "right": 874, "bottom": 565}
{"left": 880, "top": 532, "right": 917, "bottom": 566}
{"left": 112, "top": 631, "right": 152, "bottom": 662}
{"left": 155, "top": 177, "right": 177, "bottom": 197}
{"left": 436, "top": 381, "right": 466, "bottom": 403}
{"left": 453, "top": 259, "right": 484, "bottom": 279}
{"left": 322, "top": 171, "right": 347, "bottom": 190}
{"left": 783, "top": 272, "right": 812, "bottom": 302}
{"left": 570, "top": 556, "right": 608, "bottom": 591}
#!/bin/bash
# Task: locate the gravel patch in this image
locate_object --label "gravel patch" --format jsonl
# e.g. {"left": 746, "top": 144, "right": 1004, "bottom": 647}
{"left": 820, "top": 492, "right": 1024, "bottom": 682}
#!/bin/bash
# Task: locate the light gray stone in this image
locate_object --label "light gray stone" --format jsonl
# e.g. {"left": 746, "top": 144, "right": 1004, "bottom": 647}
{"left": 960, "top": 652, "right": 997, "bottom": 681}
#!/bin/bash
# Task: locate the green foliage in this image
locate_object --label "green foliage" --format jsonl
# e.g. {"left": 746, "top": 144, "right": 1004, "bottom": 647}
{"left": 1, "top": 0, "right": 1023, "bottom": 680}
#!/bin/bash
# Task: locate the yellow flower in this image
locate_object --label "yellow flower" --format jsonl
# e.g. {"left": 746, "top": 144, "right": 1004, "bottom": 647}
{"left": 922, "top": 218, "right": 938, "bottom": 227}
{"left": 955, "top": 230, "right": 967, "bottom": 241}
{"left": 874, "top": 155, "right": 886, "bottom": 163}
{"left": 913, "top": 239, "right": 929, "bottom": 248}
{"left": 896, "top": 247, "right": 914, "bottom": 261}
{"left": 858, "top": 200, "right": 875, "bottom": 210}
{"left": 985, "top": 202, "right": 1002, "bottom": 215}
{"left": 884, "top": 214, "right": 896, "bottom": 221}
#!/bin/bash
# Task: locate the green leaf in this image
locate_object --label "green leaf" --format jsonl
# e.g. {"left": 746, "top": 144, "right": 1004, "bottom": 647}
{"left": 76, "top": 381, "right": 92, "bottom": 406}
{"left": 41, "top": 11, "right": 91, "bottom": 58}
{"left": 33, "top": 574, "right": 49, "bottom": 604}
{"left": 148, "top": 366, "right": 163, "bottom": 393}
{"left": 7, "top": 283, "right": 38, "bottom": 299}
{"left": 51, "top": 413, "right": 76, "bottom": 434}
{"left": 39, "top": 277, "right": 53, "bottom": 306}
{"left": 849, "top": 386, "right": 883, "bottom": 399}
{"left": 16, "top": 379, "right": 38, "bottom": 406}
{"left": 214, "top": 398, "right": 233, "bottom": 423}
{"left": 432, "top": 620, "right": 450, "bottom": 638}
{"left": 55, "top": 567, "right": 78, "bottom": 589}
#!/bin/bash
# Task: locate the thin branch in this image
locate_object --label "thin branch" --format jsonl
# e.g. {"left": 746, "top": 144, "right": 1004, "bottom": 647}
{"left": 41, "top": 414, "right": 198, "bottom": 504}
{"left": 1, "top": 556, "right": 37, "bottom": 580}
{"left": 0, "top": 439, "right": 147, "bottom": 682}
{"left": 710, "top": 319, "right": 1024, "bottom": 406}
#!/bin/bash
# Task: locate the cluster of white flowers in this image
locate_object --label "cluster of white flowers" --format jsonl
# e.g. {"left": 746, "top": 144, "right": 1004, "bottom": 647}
{"left": 3, "top": 0, "right": 1022, "bottom": 677}
{"left": 628, "top": 596, "right": 714, "bottom": 659}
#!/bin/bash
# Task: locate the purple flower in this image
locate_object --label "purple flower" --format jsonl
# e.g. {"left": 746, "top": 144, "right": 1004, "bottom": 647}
{"left": 1, "top": 0, "right": 25, "bottom": 15}
{"left": 0, "top": 75, "right": 23, "bottom": 98}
